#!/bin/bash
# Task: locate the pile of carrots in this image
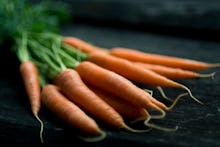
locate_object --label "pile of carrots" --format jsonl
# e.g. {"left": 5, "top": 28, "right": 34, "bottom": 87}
{"left": 17, "top": 32, "right": 219, "bottom": 143}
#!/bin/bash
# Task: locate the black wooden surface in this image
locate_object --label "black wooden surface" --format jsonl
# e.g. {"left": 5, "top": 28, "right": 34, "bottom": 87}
{"left": 0, "top": 23, "right": 220, "bottom": 146}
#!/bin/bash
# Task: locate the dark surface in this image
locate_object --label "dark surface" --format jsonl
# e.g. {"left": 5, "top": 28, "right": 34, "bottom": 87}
{"left": 0, "top": 23, "right": 220, "bottom": 146}
{"left": 62, "top": 0, "right": 220, "bottom": 41}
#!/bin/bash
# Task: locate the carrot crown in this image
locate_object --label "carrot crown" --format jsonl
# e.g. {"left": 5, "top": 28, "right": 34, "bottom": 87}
{"left": 18, "top": 32, "right": 87, "bottom": 87}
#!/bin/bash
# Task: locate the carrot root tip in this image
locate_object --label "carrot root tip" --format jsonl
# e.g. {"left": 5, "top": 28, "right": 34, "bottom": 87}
{"left": 123, "top": 123, "right": 152, "bottom": 133}
{"left": 165, "top": 93, "right": 189, "bottom": 111}
{"left": 144, "top": 121, "right": 178, "bottom": 132}
{"left": 149, "top": 105, "right": 166, "bottom": 119}
{"left": 181, "top": 85, "right": 204, "bottom": 105}
{"left": 34, "top": 114, "right": 44, "bottom": 144}
{"left": 156, "top": 86, "right": 173, "bottom": 102}
{"left": 210, "top": 63, "right": 220, "bottom": 68}
{"left": 197, "top": 72, "right": 216, "bottom": 79}
{"left": 77, "top": 130, "right": 107, "bottom": 142}
{"left": 143, "top": 116, "right": 178, "bottom": 132}
{"left": 144, "top": 88, "right": 153, "bottom": 96}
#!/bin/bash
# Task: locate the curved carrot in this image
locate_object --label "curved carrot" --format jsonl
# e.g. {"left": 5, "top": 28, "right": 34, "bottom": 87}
{"left": 86, "top": 52, "right": 203, "bottom": 104}
{"left": 41, "top": 84, "right": 106, "bottom": 142}
{"left": 19, "top": 61, "right": 44, "bottom": 143}
{"left": 135, "top": 62, "right": 216, "bottom": 80}
{"left": 62, "top": 37, "right": 106, "bottom": 53}
{"left": 109, "top": 47, "right": 220, "bottom": 71}
{"left": 54, "top": 68, "right": 147, "bottom": 133}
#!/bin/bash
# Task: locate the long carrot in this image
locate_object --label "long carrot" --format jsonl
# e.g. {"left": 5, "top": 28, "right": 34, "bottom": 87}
{"left": 135, "top": 62, "right": 216, "bottom": 80}
{"left": 109, "top": 47, "right": 220, "bottom": 71}
{"left": 41, "top": 84, "right": 106, "bottom": 142}
{"left": 86, "top": 52, "right": 203, "bottom": 104}
{"left": 54, "top": 68, "right": 147, "bottom": 133}
{"left": 19, "top": 61, "right": 44, "bottom": 143}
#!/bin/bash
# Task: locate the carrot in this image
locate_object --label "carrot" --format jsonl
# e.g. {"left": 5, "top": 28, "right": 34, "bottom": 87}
{"left": 86, "top": 52, "right": 203, "bottom": 104}
{"left": 109, "top": 47, "right": 220, "bottom": 71}
{"left": 86, "top": 84, "right": 150, "bottom": 121}
{"left": 41, "top": 84, "right": 106, "bottom": 142}
{"left": 75, "top": 61, "right": 170, "bottom": 118}
{"left": 135, "top": 62, "right": 216, "bottom": 80}
{"left": 87, "top": 84, "right": 183, "bottom": 132}
{"left": 62, "top": 37, "right": 106, "bottom": 53}
{"left": 19, "top": 61, "right": 44, "bottom": 143}
{"left": 54, "top": 68, "right": 147, "bottom": 133}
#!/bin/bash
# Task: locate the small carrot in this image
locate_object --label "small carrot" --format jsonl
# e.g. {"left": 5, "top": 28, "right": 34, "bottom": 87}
{"left": 135, "top": 62, "right": 216, "bottom": 80}
{"left": 109, "top": 47, "right": 220, "bottom": 71}
{"left": 41, "top": 84, "right": 106, "bottom": 142}
{"left": 86, "top": 52, "right": 203, "bottom": 104}
{"left": 62, "top": 37, "right": 106, "bottom": 53}
{"left": 54, "top": 68, "right": 147, "bottom": 133}
{"left": 19, "top": 61, "right": 44, "bottom": 143}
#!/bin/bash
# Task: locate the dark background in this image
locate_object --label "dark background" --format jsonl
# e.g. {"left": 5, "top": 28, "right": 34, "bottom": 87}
{"left": 1, "top": 0, "right": 220, "bottom": 146}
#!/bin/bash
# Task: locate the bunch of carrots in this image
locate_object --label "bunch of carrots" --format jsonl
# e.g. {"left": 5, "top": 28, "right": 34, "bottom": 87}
{"left": 2, "top": 0, "right": 220, "bottom": 144}
{"left": 17, "top": 32, "right": 219, "bottom": 143}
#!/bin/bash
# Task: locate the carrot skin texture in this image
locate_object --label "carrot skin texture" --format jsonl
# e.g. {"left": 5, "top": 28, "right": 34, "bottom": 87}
{"left": 54, "top": 69, "right": 127, "bottom": 129}
{"left": 19, "top": 61, "right": 41, "bottom": 116}
{"left": 75, "top": 61, "right": 166, "bottom": 110}
{"left": 135, "top": 62, "right": 205, "bottom": 80}
{"left": 110, "top": 47, "right": 215, "bottom": 71}
{"left": 87, "top": 52, "right": 182, "bottom": 88}
{"left": 41, "top": 84, "right": 102, "bottom": 135}
{"left": 62, "top": 37, "right": 105, "bottom": 53}
{"left": 87, "top": 84, "right": 150, "bottom": 120}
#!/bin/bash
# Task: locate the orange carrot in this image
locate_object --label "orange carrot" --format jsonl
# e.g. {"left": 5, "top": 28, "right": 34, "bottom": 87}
{"left": 54, "top": 68, "right": 147, "bottom": 132}
{"left": 19, "top": 61, "right": 44, "bottom": 143}
{"left": 86, "top": 84, "right": 150, "bottom": 120}
{"left": 87, "top": 84, "right": 184, "bottom": 132}
{"left": 75, "top": 61, "right": 169, "bottom": 118}
{"left": 41, "top": 84, "right": 106, "bottom": 142}
{"left": 86, "top": 52, "right": 203, "bottom": 104}
{"left": 109, "top": 47, "right": 220, "bottom": 71}
{"left": 135, "top": 62, "right": 216, "bottom": 80}
{"left": 62, "top": 37, "right": 106, "bottom": 53}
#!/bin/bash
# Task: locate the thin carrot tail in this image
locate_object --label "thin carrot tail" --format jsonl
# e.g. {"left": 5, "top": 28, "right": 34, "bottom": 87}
{"left": 144, "top": 119, "right": 178, "bottom": 132}
{"left": 165, "top": 93, "right": 189, "bottom": 111}
{"left": 149, "top": 104, "right": 166, "bottom": 119}
{"left": 122, "top": 122, "right": 152, "bottom": 133}
{"left": 143, "top": 88, "right": 153, "bottom": 96}
{"left": 209, "top": 63, "right": 220, "bottom": 68}
{"left": 34, "top": 113, "right": 44, "bottom": 144}
{"left": 180, "top": 85, "right": 204, "bottom": 105}
{"left": 129, "top": 116, "right": 150, "bottom": 124}
{"left": 156, "top": 86, "right": 173, "bottom": 102}
{"left": 197, "top": 72, "right": 216, "bottom": 79}
{"left": 77, "top": 130, "right": 107, "bottom": 142}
